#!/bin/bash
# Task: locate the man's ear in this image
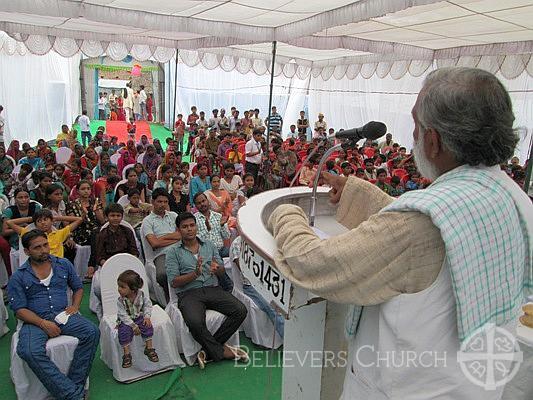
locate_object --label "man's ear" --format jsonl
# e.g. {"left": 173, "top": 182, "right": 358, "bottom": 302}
{"left": 425, "top": 128, "right": 442, "bottom": 159}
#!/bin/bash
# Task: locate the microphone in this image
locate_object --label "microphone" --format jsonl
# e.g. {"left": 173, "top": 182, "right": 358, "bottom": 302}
{"left": 330, "top": 121, "right": 387, "bottom": 142}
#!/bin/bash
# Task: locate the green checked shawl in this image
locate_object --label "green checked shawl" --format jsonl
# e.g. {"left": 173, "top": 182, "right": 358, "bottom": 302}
{"left": 346, "top": 164, "right": 533, "bottom": 341}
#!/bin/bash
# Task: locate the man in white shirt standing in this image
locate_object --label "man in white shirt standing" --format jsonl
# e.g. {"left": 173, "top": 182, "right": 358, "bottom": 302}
{"left": 245, "top": 130, "right": 264, "bottom": 182}
{"left": 139, "top": 85, "right": 147, "bottom": 120}
{"left": 78, "top": 110, "right": 91, "bottom": 147}
{"left": 97, "top": 93, "right": 105, "bottom": 120}
{"left": 123, "top": 82, "right": 134, "bottom": 122}
{"left": 0, "top": 105, "right": 5, "bottom": 146}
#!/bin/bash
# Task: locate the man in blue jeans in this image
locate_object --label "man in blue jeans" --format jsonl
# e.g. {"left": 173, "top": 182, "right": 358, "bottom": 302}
{"left": 229, "top": 236, "right": 284, "bottom": 338}
{"left": 7, "top": 230, "right": 99, "bottom": 400}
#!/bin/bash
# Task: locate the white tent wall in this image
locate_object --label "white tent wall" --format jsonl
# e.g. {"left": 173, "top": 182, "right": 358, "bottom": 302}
{"left": 0, "top": 51, "right": 80, "bottom": 146}
{"left": 308, "top": 68, "right": 532, "bottom": 162}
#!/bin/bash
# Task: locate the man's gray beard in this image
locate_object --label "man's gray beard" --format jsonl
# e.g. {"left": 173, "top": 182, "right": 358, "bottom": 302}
{"left": 412, "top": 132, "right": 440, "bottom": 182}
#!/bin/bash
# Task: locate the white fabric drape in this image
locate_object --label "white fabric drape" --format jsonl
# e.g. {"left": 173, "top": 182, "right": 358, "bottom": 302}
{"left": 0, "top": 51, "right": 81, "bottom": 145}
{"left": 2, "top": 32, "right": 532, "bottom": 81}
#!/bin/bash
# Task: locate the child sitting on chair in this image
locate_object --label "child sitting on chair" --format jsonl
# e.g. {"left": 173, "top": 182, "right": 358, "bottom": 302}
{"left": 95, "top": 204, "right": 138, "bottom": 268}
{"left": 116, "top": 269, "right": 159, "bottom": 368}
{"left": 123, "top": 188, "right": 152, "bottom": 228}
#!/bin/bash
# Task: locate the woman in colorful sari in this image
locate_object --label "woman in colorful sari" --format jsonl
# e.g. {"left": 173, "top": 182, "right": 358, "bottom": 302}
{"left": 117, "top": 95, "right": 125, "bottom": 121}
{"left": 142, "top": 145, "right": 161, "bottom": 189}
{"left": 0, "top": 145, "right": 14, "bottom": 194}
{"left": 161, "top": 151, "right": 178, "bottom": 177}
{"left": 81, "top": 146, "right": 99, "bottom": 170}
{"left": 125, "top": 139, "right": 137, "bottom": 160}
{"left": 153, "top": 138, "right": 164, "bottom": 157}
{"left": 94, "top": 151, "right": 114, "bottom": 179}
{"left": 204, "top": 175, "right": 233, "bottom": 225}
{"left": 117, "top": 150, "right": 136, "bottom": 177}
{"left": 146, "top": 93, "right": 153, "bottom": 122}
{"left": 7, "top": 140, "right": 24, "bottom": 163}
{"left": 37, "top": 139, "right": 53, "bottom": 160}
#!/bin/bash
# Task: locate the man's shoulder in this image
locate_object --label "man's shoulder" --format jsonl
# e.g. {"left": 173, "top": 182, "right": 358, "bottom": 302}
{"left": 51, "top": 255, "right": 75, "bottom": 271}
{"left": 166, "top": 241, "right": 184, "bottom": 255}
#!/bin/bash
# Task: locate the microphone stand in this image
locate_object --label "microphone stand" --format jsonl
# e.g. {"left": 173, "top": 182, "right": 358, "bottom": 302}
{"left": 308, "top": 138, "right": 358, "bottom": 227}
{"left": 289, "top": 137, "right": 328, "bottom": 188}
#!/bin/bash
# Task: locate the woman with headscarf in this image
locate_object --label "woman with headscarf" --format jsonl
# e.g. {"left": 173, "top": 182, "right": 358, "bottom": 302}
{"left": 0, "top": 145, "right": 15, "bottom": 177}
{"left": 125, "top": 139, "right": 137, "bottom": 160}
{"left": 37, "top": 139, "right": 53, "bottom": 160}
{"left": 138, "top": 135, "right": 150, "bottom": 151}
{"left": 81, "top": 146, "right": 99, "bottom": 170}
{"left": 161, "top": 151, "right": 178, "bottom": 177}
{"left": 0, "top": 145, "right": 14, "bottom": 194}
{"left": 94, "top": 151, "right": 114, "bottom": 179}
{"left": 153, "top": 138, "right": 164, "bottom": 157}
{"left": 117, "top": 149, "right": 136, "bottom": 177}
{"left": 116, "top": 95, "right": 125, "bottom": 121}
{"left": 146, "top": 93, "right": 153, "bottom": 122}
{"left": 142, "top": 144, "right": 161, "bottom": 189}
{"left": 7, "top": 140, "right": 24, "bottom": 162}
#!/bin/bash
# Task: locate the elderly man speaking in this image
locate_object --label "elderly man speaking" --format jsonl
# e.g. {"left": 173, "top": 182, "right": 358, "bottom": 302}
{"left": 268, "top": 67, "right": 532, "bottom": 399}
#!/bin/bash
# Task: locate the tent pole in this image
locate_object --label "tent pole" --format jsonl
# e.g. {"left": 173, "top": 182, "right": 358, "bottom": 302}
{"left": 266, "top": 40, "right": 277, "bottom": 152}
{"left": 523, "top": 129, "right": 533, "bottom": 195}
{"left": 171, "top": 48, "right": 179, "bottom": 133}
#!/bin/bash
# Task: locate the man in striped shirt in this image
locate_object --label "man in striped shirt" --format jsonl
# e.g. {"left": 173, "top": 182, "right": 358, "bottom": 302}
{"left": 266, "top": 106, "right": 283, "bottom": 134}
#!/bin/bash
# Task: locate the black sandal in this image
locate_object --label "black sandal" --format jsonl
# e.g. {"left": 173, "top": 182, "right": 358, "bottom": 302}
{"left": 122, "top": 354, "right": 132, "bottom": 368}
{"left": 144, "top": 348, "right": 159, "bottom": 363}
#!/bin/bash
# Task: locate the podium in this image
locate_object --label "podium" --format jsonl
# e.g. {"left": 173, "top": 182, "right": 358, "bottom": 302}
{"left": 238, "top": 187, "right": 349, "bottom": 400}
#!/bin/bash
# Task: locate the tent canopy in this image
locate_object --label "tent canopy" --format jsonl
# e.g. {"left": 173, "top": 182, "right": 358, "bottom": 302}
{"left": 0, "top": 0, "right": 531, "bottom": 78}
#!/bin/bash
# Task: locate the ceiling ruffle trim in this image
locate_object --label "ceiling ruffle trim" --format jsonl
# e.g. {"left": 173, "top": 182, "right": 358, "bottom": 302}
{"left": 1, "top": 33, "right": 532, "bottom": 81}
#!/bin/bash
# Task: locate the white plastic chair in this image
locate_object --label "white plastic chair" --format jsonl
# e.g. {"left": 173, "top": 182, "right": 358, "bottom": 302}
{"left": 90, "top": 220, "right": 143, "bottom": 319}
{"left": 55, "top": 147, "right": 73, "bottom": 165}
{"left": 0, "top": 287, "right": 8, "bottom": 337}
{"left": 230, "top": 257, "right": 283, "bottom": 349}
{"left": 122, "top": 164, "right": 136, "bottom": 180}
{"left": 162, "top": 254, "right": 240, "bottom": 365}
{"left": 0, "top": 258, "right": 8, "bottom": 288}
{"left": 139, "top": 224, "right": 168, "bottom": 306}
{"left": 113, "top": 179, "right": 128, "bottom": 201}
{"left": 110, "top": 153, "right": 121, "bottom": 165}
{"left": 0, "top": 194, "right": 9, "bottom": 213}
{"left": 10, "top": 320, "right": 89, "bottom": 400}
{"left": 12, "top": 164, "right": 23, "bottom": 176}
{"left": 99, "top": 253, "right": 183, "bottom": 382}
{"left": 5, "top": 154, "right": 16, "bottom": 169}
{"left": 117, "top": 194, "right": 130, "bottom": 207}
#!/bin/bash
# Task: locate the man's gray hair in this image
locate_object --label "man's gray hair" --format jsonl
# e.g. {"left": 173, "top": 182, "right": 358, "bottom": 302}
{"left": 415, "top": 67, "right": 518, "bottom": 166}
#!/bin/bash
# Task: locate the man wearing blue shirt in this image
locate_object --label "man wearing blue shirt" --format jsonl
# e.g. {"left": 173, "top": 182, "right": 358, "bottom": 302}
{"left": 165, "top": 212, "right": 247, "bottom": 367}
{"left": 7, "top": 230, "right": 99, "bottom": 400}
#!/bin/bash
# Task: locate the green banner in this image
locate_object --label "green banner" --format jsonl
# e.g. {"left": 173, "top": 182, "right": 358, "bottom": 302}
{"left": 84, "top": 63, "right": 158, "bottom": 72}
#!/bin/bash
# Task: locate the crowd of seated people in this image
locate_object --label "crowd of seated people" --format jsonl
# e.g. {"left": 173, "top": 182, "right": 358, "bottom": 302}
{"left": 0, "top": 104, "right": 529, "bottom": 393}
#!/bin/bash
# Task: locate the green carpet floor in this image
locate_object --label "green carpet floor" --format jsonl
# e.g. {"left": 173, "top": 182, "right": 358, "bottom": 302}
{"left": 0, "top": 284, "right": 282, "bottom": 399}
